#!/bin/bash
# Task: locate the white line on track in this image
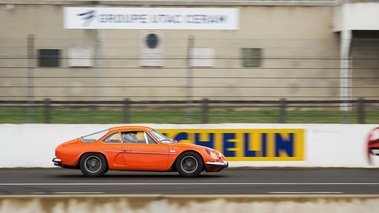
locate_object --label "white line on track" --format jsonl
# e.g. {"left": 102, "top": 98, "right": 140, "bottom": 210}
{"left": 269, "top": 192, "right": 344, "bottom": 194}
{"left": 53, "top": 192, "right": 105, "bottom": 194}
{"left": 1, "top": 183, "right": 379, "bottom": 186}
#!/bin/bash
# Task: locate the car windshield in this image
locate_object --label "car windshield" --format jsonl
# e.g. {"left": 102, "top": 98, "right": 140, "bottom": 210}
{"left": 151, "top": 129, "right": 175, "bottom": 144}
{"left": 80, "top": 129, "right": 110, "bottom": 142}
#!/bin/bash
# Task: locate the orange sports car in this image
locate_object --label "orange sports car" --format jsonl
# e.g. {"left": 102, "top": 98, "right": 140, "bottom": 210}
{"left": 52, "top": 126, "right": 228, "bottom": 177}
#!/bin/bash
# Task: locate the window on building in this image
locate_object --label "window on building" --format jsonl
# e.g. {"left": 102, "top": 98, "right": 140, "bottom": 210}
{"left": 190, "top": 48, "right": 215, "bottom": 67}
{"left": 242, "top": 48, "right": 262, "bottom": 67}
{"left": 68, "top": 47, "right": 94, "bottom": 67}
{"left": 140, "top": 32, "right": 164, "bottom": 67}
{"left": 38, "top": 49, "right": 60, "bottom": 67}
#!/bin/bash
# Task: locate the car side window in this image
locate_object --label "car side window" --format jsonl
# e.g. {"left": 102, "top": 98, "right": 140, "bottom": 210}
{"left": 145, "top": 132, "right": 157, "bottom": 144}
{"left": 121, "top": 131, "right": 157, "bottom": 144}
{"left": 122, "top": 132, "right": 138, "bottom": 143}
{"left": 103, "top": 132, "right": 122, "bottom": 143}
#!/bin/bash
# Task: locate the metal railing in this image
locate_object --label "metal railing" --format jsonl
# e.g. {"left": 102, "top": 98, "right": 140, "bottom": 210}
{"left": 0, "top": 98, "right": 377, "bottom": 124}
{"left": 2, "top": 35, "right": 379, "bottom": 124}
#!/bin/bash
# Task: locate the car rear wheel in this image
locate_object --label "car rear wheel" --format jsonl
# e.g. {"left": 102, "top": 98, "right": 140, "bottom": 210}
{"left": 176, "top": 152, "right": 203, "bottom": 178}
{"left": 79, "top": 153, "right": 107, "bottom": 177}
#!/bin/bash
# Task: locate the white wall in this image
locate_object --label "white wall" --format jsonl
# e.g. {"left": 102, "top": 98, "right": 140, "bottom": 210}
{"left": 0, "top": 124, "right": 378, "bottom": 168}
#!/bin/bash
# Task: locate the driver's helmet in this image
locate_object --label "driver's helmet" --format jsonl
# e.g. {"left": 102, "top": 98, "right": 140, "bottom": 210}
{"left": 123, "top": 132, "right": 138, "bottom": 143}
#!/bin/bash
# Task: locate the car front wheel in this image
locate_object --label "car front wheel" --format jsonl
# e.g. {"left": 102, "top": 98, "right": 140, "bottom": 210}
{"left": 79, "top": 153, "right": 107, "bottom": 177}
{"left": 176, "top": 152, "right": 203, "bottom": 178}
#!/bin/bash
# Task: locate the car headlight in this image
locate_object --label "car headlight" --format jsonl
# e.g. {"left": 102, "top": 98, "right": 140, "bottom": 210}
{"left": 206, "top": 149, "right": 219, "bottom": 159}
{"left": 218, "top": 152, "right": 224, "bottom": 159}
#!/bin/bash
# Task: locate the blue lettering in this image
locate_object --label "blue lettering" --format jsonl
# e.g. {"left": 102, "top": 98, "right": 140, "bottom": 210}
{"left": 185, "top": 15, "right": 227, "bottom": 24}
{"left": 150, "top": 14, "right": 182, "bottom": 23}
{"left": 195, "top": 133, "right": 214, "bottom": 148}
{"left": 223, "top": 133, "right": 236, "bottom": 157}
{"left": 140, "top": 14, "right": 148, "bottom": 23}
{"left": 173, "top": 132, "right": 188, "bottom": 141}
{"left": 98, "top": 14, "right": 148, "bottom": 23}
{"left": 275, "top": 133, "right": 294, "bottom": 157}
{"left": 261, "top": 133, "right": 267, "bottom": 157}
{"left": 244, "top": 133, "right": 257, "bottom": 157}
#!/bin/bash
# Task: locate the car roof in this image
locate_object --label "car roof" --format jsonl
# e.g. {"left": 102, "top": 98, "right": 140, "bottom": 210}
{"left": 109, "top": 125, "right": 153, "bottom": 132}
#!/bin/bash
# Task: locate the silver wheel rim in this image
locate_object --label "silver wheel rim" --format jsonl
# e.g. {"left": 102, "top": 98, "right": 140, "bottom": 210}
{"left": 180, "top": 156, "right": 198, "bottom": 174}
{"left": 84, "top": 156, "right": 102, "bottom": 173}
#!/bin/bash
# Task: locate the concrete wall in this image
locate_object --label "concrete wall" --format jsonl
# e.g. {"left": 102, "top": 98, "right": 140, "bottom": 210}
{"left": 1, "top": 195, "right": 378, "bottom": 213}
{"left": 1, "top": 123, "right": 378, "bottom": 168}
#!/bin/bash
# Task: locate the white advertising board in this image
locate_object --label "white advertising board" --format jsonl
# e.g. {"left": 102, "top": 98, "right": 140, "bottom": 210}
{"left": 64, "top": 7, "right": 239, "bottom": 30}
{"left": 1, "top": 124, "right": 379, "bottom": 168}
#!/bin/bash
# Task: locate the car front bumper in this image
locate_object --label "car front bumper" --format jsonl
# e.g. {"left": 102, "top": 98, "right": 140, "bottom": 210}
{"left": 52, "top": 157, "right": 62, "bottom": 166}
{"left": 206, "top": 161, "right": 229, "bottom": 168}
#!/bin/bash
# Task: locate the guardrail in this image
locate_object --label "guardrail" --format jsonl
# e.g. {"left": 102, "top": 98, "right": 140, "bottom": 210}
{"left": 1, "top": 98, "right": 377, "bottom": 124}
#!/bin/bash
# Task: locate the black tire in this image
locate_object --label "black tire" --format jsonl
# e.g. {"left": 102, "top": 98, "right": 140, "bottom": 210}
{"left": 176, "top": 152, "right": 203, "bottom": 178}
{"left": 79, "top": 153, "right": 107, "bottom": 177}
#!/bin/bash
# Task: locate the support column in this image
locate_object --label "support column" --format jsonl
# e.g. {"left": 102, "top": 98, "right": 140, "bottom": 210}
{"left": 340, "top": 3, "right": 352, "bottom": 112}
{"left": 95, "top": 29, "right": 105, "bottom": 102}
{"left": 27, "top": 34, "right": 35, "bottom": 123}
{"left": 340, "top": 29, "right": 351, "bottom": 111}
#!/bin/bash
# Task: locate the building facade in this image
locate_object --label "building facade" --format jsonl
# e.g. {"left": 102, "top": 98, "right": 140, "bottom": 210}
{"left": 0, "top": 0, "right": 377, "bottom": 104}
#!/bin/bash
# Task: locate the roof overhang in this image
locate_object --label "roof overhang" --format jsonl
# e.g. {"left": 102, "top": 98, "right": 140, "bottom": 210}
{"left": 334, "top": 2, "right": 379, "bottom": 32}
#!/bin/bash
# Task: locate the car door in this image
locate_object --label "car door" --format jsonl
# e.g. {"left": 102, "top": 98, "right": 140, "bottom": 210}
{"left": 122, "top": 131, "right": 169, "bottom": 170}
{"left": 101, "top": 132, "right": 126, "bottom": 169}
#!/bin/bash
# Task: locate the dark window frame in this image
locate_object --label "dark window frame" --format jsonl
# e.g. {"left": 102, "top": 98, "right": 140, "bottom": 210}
{"left": 38, "top": 49, "right": 60, "bottom": 67}
{"left": 242, "top": 48, "right": 262, "bottom": 68}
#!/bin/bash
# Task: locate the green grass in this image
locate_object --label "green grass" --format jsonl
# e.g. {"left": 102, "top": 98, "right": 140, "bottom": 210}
{"left": 0, "top": 108, "right": 378, "bottom": 124}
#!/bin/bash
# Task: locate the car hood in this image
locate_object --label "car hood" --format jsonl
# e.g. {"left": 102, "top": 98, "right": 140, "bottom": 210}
{"left": 174, "top": 142, "right": 216, "bottom": 152}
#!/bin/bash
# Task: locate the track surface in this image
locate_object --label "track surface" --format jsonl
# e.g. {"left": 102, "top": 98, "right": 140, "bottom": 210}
{"left": 1, "top": 168, "right": 379, "bottom": 195}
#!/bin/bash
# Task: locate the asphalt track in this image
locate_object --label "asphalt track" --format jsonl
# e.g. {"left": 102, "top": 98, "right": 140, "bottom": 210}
{"left": 1, "top": 168, "right": 379, "bottom": 195}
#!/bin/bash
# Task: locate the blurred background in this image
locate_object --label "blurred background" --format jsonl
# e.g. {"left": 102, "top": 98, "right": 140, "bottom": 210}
{"left": 1, "top": 0, "right": 379, "bottom": 124}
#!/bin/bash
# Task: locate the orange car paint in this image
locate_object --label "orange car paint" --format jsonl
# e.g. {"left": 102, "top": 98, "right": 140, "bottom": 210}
{"left": 53, "top": 126, "right": 228, "bottom": 176}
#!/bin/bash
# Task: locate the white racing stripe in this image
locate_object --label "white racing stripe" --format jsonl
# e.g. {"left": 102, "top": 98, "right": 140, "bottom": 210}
{"left": 0, "top": 182, "right": 379, "bottom": 186}
{"left": 269, "top": 192, "right": 343, "bottom": 194}
{"left": 53, "top": 192, "right": 105, "bottom": 194}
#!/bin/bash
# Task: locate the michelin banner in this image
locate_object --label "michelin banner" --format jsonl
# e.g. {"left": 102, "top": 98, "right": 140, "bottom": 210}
{"left": 159, "top": 129, "right": 305, "bottom": 161}
{"left": 64, "top": 7, "right": 239, "bottom": 30}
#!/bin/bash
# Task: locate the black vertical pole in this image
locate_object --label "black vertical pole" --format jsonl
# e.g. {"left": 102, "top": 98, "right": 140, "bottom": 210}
{"left": 44, "top": 98, "right": 51, "bottom": 123}
{"left": 186, "top": 35, "right": 194, "bottom": 123}
{"left": 123, "top": 98, "right": 130, "bottom": 123}
{"left": 201, "top": 98, "right": 209, "bottom": 124}
{"left": 279, "top": 98, "right": 287, "bottom": 123}
{"left": 27, "top": 34, "right": 35, "bottom": 123}
{"left": 357, "top": 97, "right": 365, "bottom": 124}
